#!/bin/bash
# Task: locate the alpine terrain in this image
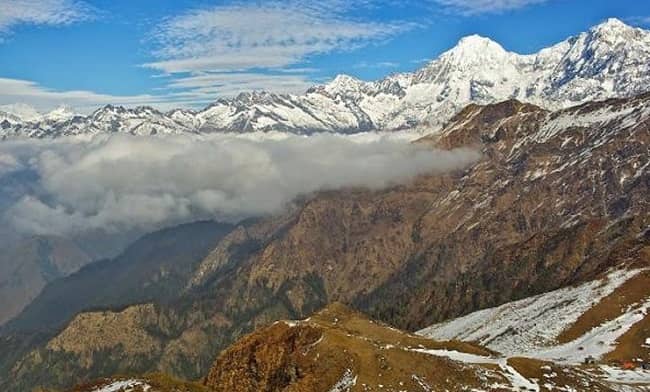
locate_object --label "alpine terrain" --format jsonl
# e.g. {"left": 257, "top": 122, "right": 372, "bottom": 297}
{"left": 0, "top": 16, "right": 648, "bottom": 392}
{"left": 2, "top": 86, "right": 648, "bottom": 391}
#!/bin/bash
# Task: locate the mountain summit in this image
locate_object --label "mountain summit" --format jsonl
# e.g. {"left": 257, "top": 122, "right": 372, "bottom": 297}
{"left": 2, "top": 19, "right": 650, "bottom": 138}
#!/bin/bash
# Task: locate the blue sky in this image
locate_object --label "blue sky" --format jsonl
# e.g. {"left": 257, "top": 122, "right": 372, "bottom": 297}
{"left": 1, "top": 0, "right": 649, "bottom": 112}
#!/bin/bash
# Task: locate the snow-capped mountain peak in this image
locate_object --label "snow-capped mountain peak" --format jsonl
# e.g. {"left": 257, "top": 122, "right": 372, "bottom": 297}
{"left": 3, "top": 19, "right": 650, "bottom": 139}
{"left": 309, "top": 74, "right": 367, "bottom": 98}
{"left": 451, "top": 34, "right": 507, "bottom": 55}
{"left": 590, "top": 17, "right": 637, "bottom": 37}
{"left": 424, "top": 34, "right": 513, "bottom": 75}
{"left": 44, "top": 105, "right": 76, "bottom": 122}
{"left": 584, "top": 17, "right": 649, "bottom": 46}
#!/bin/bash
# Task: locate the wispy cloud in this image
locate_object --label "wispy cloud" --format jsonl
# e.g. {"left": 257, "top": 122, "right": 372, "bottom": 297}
{"left": 165, "top": 72, "right": 314, "bottom": 98}
{"left": 143, "top": 1, "right": 417, "bottom": 100}
{"left": 145, "top": 1, "right": 412, "bottom": 73}
{"left": 354, "top": 61, "right": 400, "bottom": 69}
{"left": 0, "top": 0, "right": 94, "bottom": 34}
{"left": 432, "top": 0, "right": 549, "bottom": 15}
{"left": 0, "top": 77, "right": 209, "bottom": 113}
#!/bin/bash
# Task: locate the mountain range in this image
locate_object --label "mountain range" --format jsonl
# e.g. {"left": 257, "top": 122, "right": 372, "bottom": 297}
{"left": 2, "top": 86, "right": 648, "bottom": 391}
{"left": 1, "top": 18, "right": 650, "bottom": 138}
{"left": 0, "top": 17, "right": 649, "bottom": 392}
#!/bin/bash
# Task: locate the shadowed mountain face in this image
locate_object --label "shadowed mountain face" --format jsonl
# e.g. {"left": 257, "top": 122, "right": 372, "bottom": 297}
{"left": 0, "top": 236, "right": 92, "bottom": 326}
{"left": 3, "top": 220, "right": 235, "bottom": 334}
{"left": 2, "top": 94, "right": 649, "bottom": 391}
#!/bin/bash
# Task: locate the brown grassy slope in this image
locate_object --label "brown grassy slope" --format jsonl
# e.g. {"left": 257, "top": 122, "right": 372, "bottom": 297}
{"left": 205, "top": 303, "right": 619, "bottom": 392}
{"left": 506, "top": 357, "right": 614, "bottom": 391}
{"left": 205, "top": 303, "right": 501, "bottom": 392}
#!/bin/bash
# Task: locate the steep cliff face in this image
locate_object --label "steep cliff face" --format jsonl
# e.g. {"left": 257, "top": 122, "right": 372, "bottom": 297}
{"left": 6, "top": 94, "right": 649, "bottom": 391}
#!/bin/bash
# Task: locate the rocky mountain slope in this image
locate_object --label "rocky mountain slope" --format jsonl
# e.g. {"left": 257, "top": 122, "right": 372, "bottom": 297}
{"left": 3, "top": 92, "right": 648, "bottom": 391}
{"left": 2, "top": 19, "right": 650, "bottom": 138}
{"left": 68, "top": 374, "right": 208, "bottom": 392}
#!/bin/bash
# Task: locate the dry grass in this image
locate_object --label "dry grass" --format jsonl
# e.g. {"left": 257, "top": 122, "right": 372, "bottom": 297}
{"left": 206, "top": 303, "right": 617, "bottom": 391}
{"left": 507, "top": 357, "right": 613, "bottom": 392}
{"left": 300, "top": 303, "right": 496, "bottom": 391}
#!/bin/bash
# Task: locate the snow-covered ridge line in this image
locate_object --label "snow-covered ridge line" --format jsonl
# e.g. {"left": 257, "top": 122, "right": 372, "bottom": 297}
{"left": 418, "top": 269, "right": 646, "bottom": 363}
{"left": 3, "top": 18, "right": 650, "bottom": 139}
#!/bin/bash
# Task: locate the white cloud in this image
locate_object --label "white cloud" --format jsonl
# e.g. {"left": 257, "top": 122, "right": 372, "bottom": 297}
{"left": 354, "top": 61, "right": 400, "bottom": 69}
{"left": 0, "top": 133, "right": 479, "bottom": 236}
{"left": 0, "top": 73, "right": 314, "bottom": 114}
{"left": 0, "top": 1, "right": 423, "bottom": 112}
{"left": 165, "top": 72, "right": 315, "bottom": 97}
{"left": 145, "top": 2, "right": 411, "bottom": 73}
{"left": 0, "top": 0, "right": 93, "bottom": 34}
{"left": 432, "top": 0, "right": 549, "bottom": 15}
{"left": 143, "top": 1, "right": 417, "bottom": 100}
{"left": 0, "top": 77, "right": 216, "bottom": 113}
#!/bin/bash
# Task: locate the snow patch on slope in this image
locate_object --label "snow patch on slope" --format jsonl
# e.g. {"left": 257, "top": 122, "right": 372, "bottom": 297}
{"left": 533, "top": 298, "right": 650, "bottom": 364}
{"left": 328, "top": 369, "right": 357, "bottom": 392}
{"left": 418, "top": 269, "right": 644, "bottom": 360}
{"left": 412, "top": 349, "right": 540, "bottom": 391}
{"left": 91, "top": 379, "right": 151, "bottom": 392}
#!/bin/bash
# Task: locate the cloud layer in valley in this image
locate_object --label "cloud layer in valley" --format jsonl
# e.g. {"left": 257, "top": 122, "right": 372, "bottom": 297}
{"left": 0, "top": 133, "right": 479, "bottom": 237}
